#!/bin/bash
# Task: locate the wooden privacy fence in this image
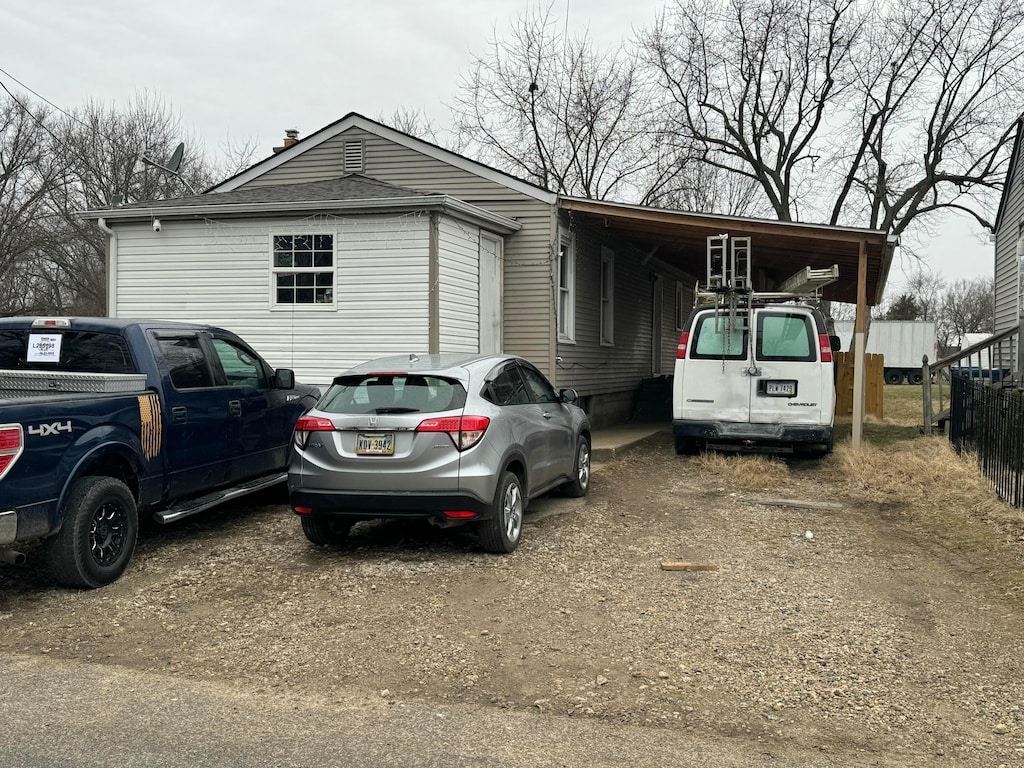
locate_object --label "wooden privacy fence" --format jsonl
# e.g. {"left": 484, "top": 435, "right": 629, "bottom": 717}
{"left": 835, "top": 352, "right": 884, "bottom": 419}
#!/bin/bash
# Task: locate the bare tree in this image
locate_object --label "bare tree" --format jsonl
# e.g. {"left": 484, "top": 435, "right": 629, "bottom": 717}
{"left": 0, "top": 94, "right": 67, "bottom": 315}
{"left": 377, "top": 107, "right": 456, "bottom": 150}
{"left": 642, "top": 0, "right": 1024, "bottom": 239}
{"left": 941, "top": 276, "right": 995, "bottom": 347}
{"left": 0, "top": 89, "right": 229, "bottom": 316}
{"left": 452, "top": 4, "right": 678, "bottom": 203}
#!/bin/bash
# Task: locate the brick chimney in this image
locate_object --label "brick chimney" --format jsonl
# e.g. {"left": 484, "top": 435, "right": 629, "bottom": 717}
{"left": 272, "top": 128, "right": 300, "bottom": 154}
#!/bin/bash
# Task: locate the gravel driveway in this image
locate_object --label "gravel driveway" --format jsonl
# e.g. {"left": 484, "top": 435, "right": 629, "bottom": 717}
{"left": 1, "top": 431, "right": 1023, "bottom": 766}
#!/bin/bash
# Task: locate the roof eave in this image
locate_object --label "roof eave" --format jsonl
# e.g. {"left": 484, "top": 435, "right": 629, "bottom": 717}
{"left": 80, "top": 195, "right": 521, "bottom": 234}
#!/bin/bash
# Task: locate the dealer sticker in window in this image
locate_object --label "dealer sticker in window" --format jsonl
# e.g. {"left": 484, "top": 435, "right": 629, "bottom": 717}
{"left": 356, "top": 432, "right": 395, "bottom": 455}
{"left": 764, "top": 380, "right": 797, "bottom": 397}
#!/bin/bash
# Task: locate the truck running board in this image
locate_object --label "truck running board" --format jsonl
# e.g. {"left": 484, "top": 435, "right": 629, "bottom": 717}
{"left": 155, "top": 473, "right": 287, "bottom": 524}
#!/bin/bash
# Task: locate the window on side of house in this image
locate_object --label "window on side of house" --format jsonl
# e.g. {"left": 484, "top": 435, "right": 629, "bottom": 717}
{"left": 272, "top": 234, "right": 335, "bottom": 307}
{"left": 557, "top": 230, "right": 575, "bottom": 342}
{"left": 600, "top": 247, "right": 614, "bottom": 345}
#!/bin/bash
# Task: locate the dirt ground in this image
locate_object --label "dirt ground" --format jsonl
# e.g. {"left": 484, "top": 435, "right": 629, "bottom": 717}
{"left": 2, "top": 431, "right": 1024, "bottom": 766}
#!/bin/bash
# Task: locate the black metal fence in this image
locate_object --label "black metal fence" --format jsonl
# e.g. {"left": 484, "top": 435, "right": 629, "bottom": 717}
{"left": 949, "top": 372, "right": 1024, "bottom": 507}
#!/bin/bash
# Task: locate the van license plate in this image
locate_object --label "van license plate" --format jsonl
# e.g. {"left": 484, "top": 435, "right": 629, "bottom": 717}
{"left": 765, "top": 380, "right": 797, "bottom": 397}
{"left": 356, "top": 432, "right": 394, "bottom": 455}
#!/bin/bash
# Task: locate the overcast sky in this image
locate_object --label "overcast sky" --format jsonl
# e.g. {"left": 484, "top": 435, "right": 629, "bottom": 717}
{"left": 3, "top": 0, "right": 996, "bottom": 291}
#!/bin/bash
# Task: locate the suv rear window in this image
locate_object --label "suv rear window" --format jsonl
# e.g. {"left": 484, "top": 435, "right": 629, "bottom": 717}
{"left": 690, "top": 314, "right": 748, "bottom": 360}
{"left": 756, "top": 313, "right": 815, "bottom": 361}
{"left": 320, "top": 374, "right": 467, "bottom": 414}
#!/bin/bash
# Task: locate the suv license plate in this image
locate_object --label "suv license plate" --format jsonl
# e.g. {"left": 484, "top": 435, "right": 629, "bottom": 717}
{"left": 765, "top": 380, "right": 797, "bottom": 397}
{"left": 356, "top": 432, "right": 395, "bottom": 455}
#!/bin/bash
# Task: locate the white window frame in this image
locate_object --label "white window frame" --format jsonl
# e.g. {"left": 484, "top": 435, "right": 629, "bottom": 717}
{"left": 600, "top": 247, "right": 615, "bottom": 346}
{"left": 270, "top": 232, "right": 337, "bottom": 311}
{"left": 557, "top": 229, "right": 576, "bottom": 343}
{"left": 675, "top": 280, "right": 686, "bottom": 331}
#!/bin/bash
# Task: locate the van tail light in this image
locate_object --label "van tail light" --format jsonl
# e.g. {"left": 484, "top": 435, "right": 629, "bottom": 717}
{"left": 676, "top": 332, "right": 690, "bottom": 359}
{"left": 417, "top": 415, "right": 490, "bottom": 451}
{"left": 294, "top": 415, "right": 335, "bottom": 448}
{"left": 0, "top": 424, "right": 25, "bottom": 481}
{"left": 818, "top": 334, "right": 833, "bottom": 363}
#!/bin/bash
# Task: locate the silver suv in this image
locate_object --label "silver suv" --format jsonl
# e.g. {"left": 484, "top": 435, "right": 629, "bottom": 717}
{"left": 288, "top": 353, "right": 591, "bottom": 553}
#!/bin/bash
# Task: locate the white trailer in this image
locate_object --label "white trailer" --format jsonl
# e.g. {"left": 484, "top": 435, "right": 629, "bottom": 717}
{"left": 833, "top": 320, "right": 938, "bottom": 385}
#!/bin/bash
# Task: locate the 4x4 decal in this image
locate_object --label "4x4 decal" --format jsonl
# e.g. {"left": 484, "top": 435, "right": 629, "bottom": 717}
{"left": 28, "top": 420, "right": 72, "bottom": 437}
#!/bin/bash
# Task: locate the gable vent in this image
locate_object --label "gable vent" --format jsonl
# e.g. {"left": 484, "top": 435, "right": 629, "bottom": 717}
{"left": 343, "top": 141, "right": 365, "bottom": 173}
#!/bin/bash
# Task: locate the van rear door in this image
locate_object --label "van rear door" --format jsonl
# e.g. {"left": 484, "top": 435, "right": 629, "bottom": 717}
{"left": 679, "top": 310, "right": 751, "bottom": 423}
{"left": 748, "top": 309, "right": 828, "bottom": 426}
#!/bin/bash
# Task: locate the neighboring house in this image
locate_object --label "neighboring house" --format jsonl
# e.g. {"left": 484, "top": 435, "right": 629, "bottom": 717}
{"left": 83, "top": 113, "right": 894, "bottom": 427}
{"left": 993, "top": 115, "right": 1024, "bottom": 375}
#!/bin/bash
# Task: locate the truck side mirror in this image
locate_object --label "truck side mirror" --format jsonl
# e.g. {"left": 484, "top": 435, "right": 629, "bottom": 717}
{"left": 829, "top": 335, "right": 842, "bottom": 352}
{"left": 273, "top": 368, "right": 295, "bottom": 389}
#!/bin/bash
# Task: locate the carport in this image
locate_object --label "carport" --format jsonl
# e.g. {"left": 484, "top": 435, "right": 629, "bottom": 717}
{"left": 560, "top": 197, "right": 898, "bottom": 447}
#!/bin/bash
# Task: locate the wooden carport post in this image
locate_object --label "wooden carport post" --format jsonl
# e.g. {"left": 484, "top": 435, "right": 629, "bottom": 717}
{"left": 852, "top": 240, "right": 868, "bottom": 448}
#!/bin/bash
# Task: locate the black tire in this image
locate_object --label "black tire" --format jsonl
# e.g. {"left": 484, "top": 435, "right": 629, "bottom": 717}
{"left": 884, "top": 370, "right": 904, "bottom": 385}
{"left": 908, "top": 371, "right": 924, "bottom": 385}
{"left": 301, "top": 516, "right": 353, "bottom": 546}
{"left": 479, "top": 471, "right": 524, "bottom": 554}
{"left": 561, "top": 435, "right": 591, "bottom": 497}
{"left": 44, "top": 476, "right": 138, "bottom": 589}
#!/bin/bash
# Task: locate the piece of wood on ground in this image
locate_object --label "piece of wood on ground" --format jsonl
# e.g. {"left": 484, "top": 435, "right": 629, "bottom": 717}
{"left": 745, "top": 497, "right": 843, "bottom": 511}
{"left": 660, "top": 562, "right": 719, "bottom": 572}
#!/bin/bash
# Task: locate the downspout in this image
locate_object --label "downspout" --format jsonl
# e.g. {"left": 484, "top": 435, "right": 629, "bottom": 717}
{"left": 97, "top": 217, "right": 118, "bottom": 318}
{"left": 428, "top": 212, "right": 440, "bottom": 355}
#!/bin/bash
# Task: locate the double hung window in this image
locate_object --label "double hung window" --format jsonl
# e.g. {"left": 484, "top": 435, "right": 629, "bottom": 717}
{"left": 273, "top": 234, "right": 335, "bottom": 306}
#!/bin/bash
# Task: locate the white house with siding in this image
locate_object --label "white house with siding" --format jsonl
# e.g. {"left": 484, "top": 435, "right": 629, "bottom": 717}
{"left": 993, "top": 116, "right": 1024, "bottom": 375}
{"left": 84, "top": 113, "right": 895, "bottom": 427}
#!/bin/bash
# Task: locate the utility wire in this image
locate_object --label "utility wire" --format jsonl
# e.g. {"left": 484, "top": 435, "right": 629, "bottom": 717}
{"left": 0, "top": 64, "right": 120, "bottom": 145}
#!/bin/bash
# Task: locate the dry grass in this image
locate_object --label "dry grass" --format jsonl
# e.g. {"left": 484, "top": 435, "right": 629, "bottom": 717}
{"left": 691, "top": 451, "right": 792, "bottom": 492}
{"left": 690, "top": 383, "right": 1023, "bottom": 533}
{"left": 830, "top": 384, "right": 1024, "bottom": 532}
{"left": 824, "top": 436, "right": 1008, "bottom": 516}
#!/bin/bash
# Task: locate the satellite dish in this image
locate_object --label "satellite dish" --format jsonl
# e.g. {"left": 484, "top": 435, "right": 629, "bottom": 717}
{"left": 166, "top": 143, "right": 184, "bottom": 174}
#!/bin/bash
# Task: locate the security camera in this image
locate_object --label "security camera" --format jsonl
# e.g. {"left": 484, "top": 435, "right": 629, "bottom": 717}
{"left": 152, "top": 218, "right": 161, "bottom": 232}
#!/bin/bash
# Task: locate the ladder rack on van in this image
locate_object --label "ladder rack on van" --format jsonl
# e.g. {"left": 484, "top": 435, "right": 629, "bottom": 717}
{"left": 696, "top": 234, "right": 839, "bottom": 307}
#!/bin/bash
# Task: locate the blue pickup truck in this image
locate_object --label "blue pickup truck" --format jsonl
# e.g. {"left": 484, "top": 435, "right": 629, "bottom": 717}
{"left": 0, "top": 317, "right": 319, "bottom": 588}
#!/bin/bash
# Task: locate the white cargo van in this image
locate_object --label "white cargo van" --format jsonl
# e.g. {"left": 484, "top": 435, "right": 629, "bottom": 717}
{"left": 672, "top": 301, "right": 839, "bottom": 457}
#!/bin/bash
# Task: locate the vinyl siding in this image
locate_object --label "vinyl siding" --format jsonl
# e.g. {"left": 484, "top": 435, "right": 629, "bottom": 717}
{"left": 241, "top": 128, "right": 539, "bottom": 202}
{"left": 437, "top": 215, "right": 481, "bottom": 354}
{"left": 995, "top": 151, "right": 1024, "bottom": 334}
{"left": 111, "top": 215, "right": 431, "bottom": 388}
{"left": 233, "top": 128, "right": 557, "bottom": 374}
{"left": 556, "top": 220, "right": 697, "bottom": 397}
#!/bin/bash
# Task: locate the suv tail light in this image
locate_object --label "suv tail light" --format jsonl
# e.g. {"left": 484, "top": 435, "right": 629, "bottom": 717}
{"left": 818, "top": 334, "right": 833, "bottom": 363}
{"left": 417, "top": 415, "right": 490, "bottom": 451}
{"left": 0, "top": 424, "right": 25, "bottom": 481}
{"left": 294, "top": 415, "right": 335, "bottom": 448}
{"left": 676, "top": 332, "right": 690, "bottom": 359}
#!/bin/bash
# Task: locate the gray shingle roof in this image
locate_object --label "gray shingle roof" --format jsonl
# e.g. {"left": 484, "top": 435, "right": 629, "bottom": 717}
{"left": 112, "top": 174, "right": 430, "bottom": 211}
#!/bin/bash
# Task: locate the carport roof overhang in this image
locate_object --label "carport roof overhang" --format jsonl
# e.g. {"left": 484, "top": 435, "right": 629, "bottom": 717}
{"left": 560, "top": 198, "right": 897, "bottom": 306}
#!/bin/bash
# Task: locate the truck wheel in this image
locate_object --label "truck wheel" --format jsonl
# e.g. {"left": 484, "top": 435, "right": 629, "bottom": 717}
{"left": 908, "top": 371, "right": 924, "bottom": 385}
{"left": 479, "top": 471, "right": 524, "bottom": 554}
{"left": 301, "top": 517, "right": 353, "bottom": 546}
{"left": 45, "top": 477, "right": 138, "bottom": 589}
{"left": 560, "top": 435, "right": 591, "bottom": 498}
{"left": 884, "top": 370, "right": 904, "bottom": 385}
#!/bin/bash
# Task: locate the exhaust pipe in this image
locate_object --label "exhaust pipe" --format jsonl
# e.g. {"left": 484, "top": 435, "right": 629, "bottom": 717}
{"left": 0, "top": 550, "right": 26, "bottom": 566}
